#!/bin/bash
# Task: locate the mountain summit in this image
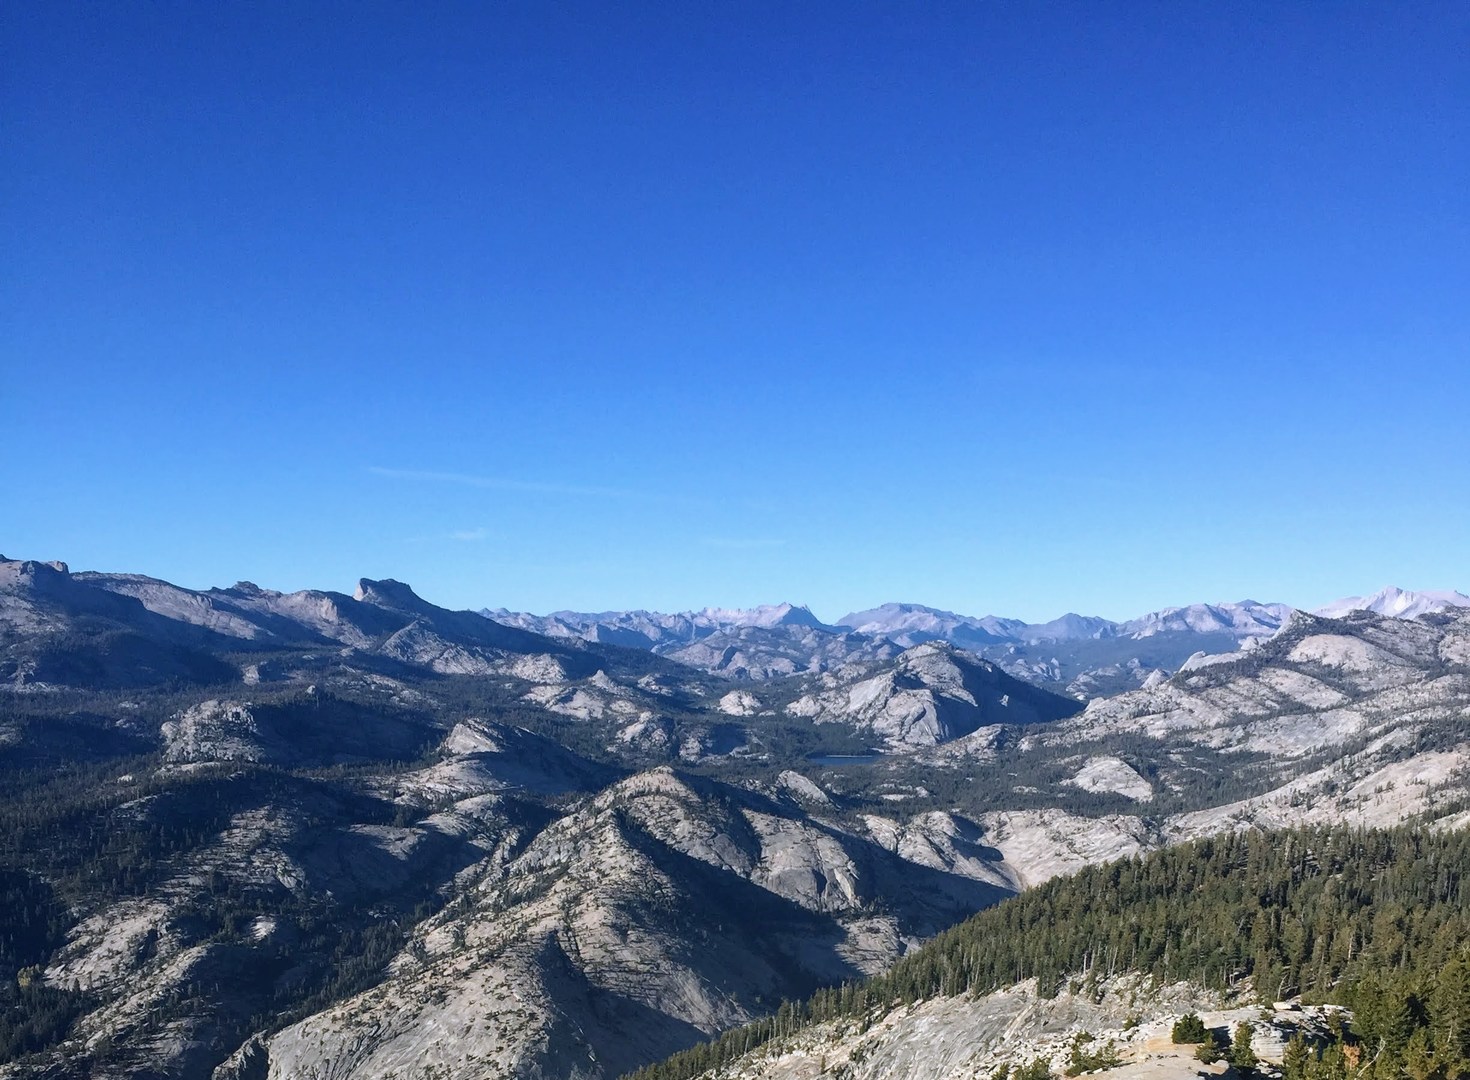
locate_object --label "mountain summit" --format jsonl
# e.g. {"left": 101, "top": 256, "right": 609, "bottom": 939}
{"left": 694, "top": 602, "right": 832, "bottom": 630}
{"left": 1315, "top": 586, "right": 1470, "bottom": 619}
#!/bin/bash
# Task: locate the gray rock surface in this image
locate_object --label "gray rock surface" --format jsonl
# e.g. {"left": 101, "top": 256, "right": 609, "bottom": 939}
{"left": 683, "top": 973, "right": 1332, "bottom": 1080}
{"left": 785, "top": 643, "right": 1081, "bottom": 748}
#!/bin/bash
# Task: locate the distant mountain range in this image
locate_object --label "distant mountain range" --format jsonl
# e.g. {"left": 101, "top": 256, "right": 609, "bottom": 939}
{"left": 5, "top": 551, "right": 1463, "bottom": 704}
{"left": 485, "top": 587, "right": 1469, "bottom": 696}
{"left": 836, "top": 599, "right": 1293, "bottom": 644}
{"left": 488, "top": 600, "right": 837, "bottom": 648}
{"left": 485, "top": 602, "right": 899, "bottom": 680}
{"left": 492, "top": 588, "right": 1470, "bottom": 651}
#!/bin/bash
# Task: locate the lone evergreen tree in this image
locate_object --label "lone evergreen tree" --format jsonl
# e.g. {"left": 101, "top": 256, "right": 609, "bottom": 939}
{"left": 1195, "top": 1040, "right": 1225, "bottom": 1065}
{"left": 1228, "top": 1022, "right": 1258, "bottom": 1075}
{"left": 1173, "top": 1013, "right": 1210, "bottom": 1044}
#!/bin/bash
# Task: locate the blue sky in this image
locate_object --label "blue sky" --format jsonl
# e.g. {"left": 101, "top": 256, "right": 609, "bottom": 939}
{"left": 4, "top": 3, "right": 1467, "bottom": 622}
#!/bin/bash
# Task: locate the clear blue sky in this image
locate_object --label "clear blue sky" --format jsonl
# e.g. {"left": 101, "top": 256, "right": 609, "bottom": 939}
{"left": 4, "top": 3, "right": 1467, "bottom": 622}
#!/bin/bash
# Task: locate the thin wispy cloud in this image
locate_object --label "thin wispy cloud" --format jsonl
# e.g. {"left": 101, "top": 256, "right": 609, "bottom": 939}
{"left": 701, "top": 537, "right": 787, "bottom": 550}
{"left": 367, "top": 465, "right": 762, "bottom": 512}
{"left": 405, "top": 526, "right": 497, "bottom": 544}
{"left": 369, "top": 466, "right": 638, "bottom": 500}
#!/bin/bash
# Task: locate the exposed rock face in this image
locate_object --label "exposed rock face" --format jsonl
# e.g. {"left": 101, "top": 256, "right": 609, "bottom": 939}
{"left": 1060, "top": 611, "right": 1466, "bottom": 758}
{"left": 840, "top": 600, "right": 1293, "bottom": 645}
{"left": 661, "top": 625, "right": 899, "bottom": 680}
{"left": 520, "top": 672, "right": 671, "bottom": 727}
{"left": 160, "top": 691, "right": 438, "bottom": 767}
{"left": 785, "top": 643, "right": 1081, "bottom": 748}
{"left": 719, "top": 690, "right": 764, "bottom": 716}
{"left": 16, "top": 775, "right": 526, "bottom": 1080}
{"left": 246, "top": 767, "right": 1018, "bottom": 1080}
{"left": 163, "top": 700, "right": 278, "bottom": 763}
{"left": 1, "top": 559, "right": 149, "bottom": 634}
{"left": 678, "top": 973, "right": 1329, "bottom": 1080}
{"left": 0, "top": 560, "right": 240, "bottom": 688}
{"left": 1118, "top": 601, "right": 1291, "bottom": 639}
{"left": 776, "top": 771, "right": 832, "bottom": 807}
{"left": 859, "top": 811, "right": 1022, "bottom": 890}
{"left": 1068, "top": 755, "right": 1154, "bottom": 801}
{"left": 1035, "top": 610, "right": 1470, "bottom": 838}
{"left": 488, "top": 597, "right": 1306, "bottom": 698}
{"left": 390, "top": 719, "right": 620, "bottom": 801}
{"left": 969, "top": 810, "right": 1155, "bottom": 889}
{"left": 1166, "top": 749, "right": 1470, "bottom": 839}
{"left": 838, "top": 603, "right": 1029, "bottom": 648}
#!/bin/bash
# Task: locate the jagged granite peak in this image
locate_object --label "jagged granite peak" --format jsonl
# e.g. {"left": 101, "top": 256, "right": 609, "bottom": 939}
{"left": 0, "top": 557, "right": 70, "bottom": 582}
{"left": 1316, "top": 585, "right": 1470, "bottom": 619}
{"left": 353, "top": 576, "right": 434, "bottom": 613}
{"left": 1, "top": 557, "right": 80, "bottom": 597}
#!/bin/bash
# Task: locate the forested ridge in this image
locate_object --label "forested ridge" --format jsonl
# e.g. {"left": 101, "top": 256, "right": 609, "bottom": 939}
{"left": 0, "top": 753, "right": 445, "bottom": 1066}
{"left": 625, "top": 824, "right": 1470, "bottom": 1080}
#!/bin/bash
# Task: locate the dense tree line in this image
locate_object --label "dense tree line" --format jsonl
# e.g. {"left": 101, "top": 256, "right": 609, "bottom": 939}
{"left": 1318, "top": 957, "right": 1470, "bottom": 1080}
{"left": 623, "top": 825, "right": 1470, "bottom": 1080}
{"left": 1, "top": 623, "right": 238, "bottom": 689}
{"left": 0, "top": 868, "right": 93, "bottom": 1061}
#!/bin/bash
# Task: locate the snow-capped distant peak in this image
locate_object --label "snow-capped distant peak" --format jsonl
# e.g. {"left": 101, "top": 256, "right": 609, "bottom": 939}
{"left": 1119, "top": 600, "right": 1292, "bottom": 639}
{"left": 1019, "top": 613, "right": 1116, "bottom": 643}
{"left": 835, "top": 603, "right": 1026, "bottom": 645}
{"left": 695, "top": 602, "right": 830, "bottom": 630}
{"left": 839, "top": 603, "right": 943, "bottom": 634}
{"left": 1315, "top": 587, "right": 1470, "bottom": 620}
